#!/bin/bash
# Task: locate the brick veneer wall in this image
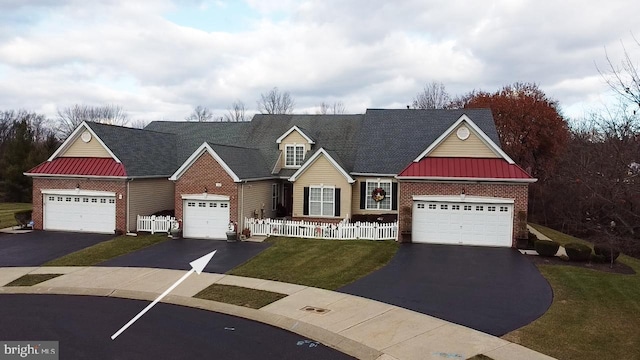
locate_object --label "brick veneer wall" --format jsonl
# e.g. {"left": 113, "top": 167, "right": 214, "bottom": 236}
{"left": 174, "top": 153, "right": 239, "bottom": 229}
{"left": 398, "top": 181, "right": 529, "bottom": 246}
{"left": 32, "top": 177, "right": 128, "bottom": 232}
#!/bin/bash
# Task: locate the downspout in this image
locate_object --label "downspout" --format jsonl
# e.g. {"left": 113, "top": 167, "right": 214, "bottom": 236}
{"left": 239, "top": 182, "right": 245, "bottom": 232}
{"left": 126, "top": 179, "right": 131, "bottom": 234}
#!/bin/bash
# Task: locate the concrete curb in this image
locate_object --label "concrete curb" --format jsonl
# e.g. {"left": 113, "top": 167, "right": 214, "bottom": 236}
{"left": 0, "top": 286, "right": 383, "bottom": 360}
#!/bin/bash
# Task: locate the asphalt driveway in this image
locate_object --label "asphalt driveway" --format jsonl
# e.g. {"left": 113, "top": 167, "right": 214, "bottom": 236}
{"left": 99, "top": 239, "right": 271, "bottom": 273}
{"left": 0, "top": 231, "right": 114, "bottom": 266}
{"left": 339, "top": 243, "right": 553, "bottom": 336}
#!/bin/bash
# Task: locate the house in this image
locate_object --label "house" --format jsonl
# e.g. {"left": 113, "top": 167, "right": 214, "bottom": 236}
{"left": 25, "top": 109, "right": 536, "bottom": 247}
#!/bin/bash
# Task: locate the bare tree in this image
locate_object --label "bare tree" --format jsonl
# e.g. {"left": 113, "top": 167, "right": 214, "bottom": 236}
{"left": 185, "top": 105, "right": 214, "bottom": 122}
{"left": 129, "top": 119, "right": 149, "bottom": 129}
{"left": 257, "top": 87, "right": 295, "bottom": 114}
{"left": 598, "top": 36, "right": 640, "bottom": 110}
{"left": 317, "top": 101, "right": 346, "bottom": 114}
{"left": 223, "top": 100, "right": 247, "bottom": 122}
{"left": 56, "top": 104, "right": 129, "bottom": 138}
{"left": 412, "top": 81, "right": 451, "bottom": 109}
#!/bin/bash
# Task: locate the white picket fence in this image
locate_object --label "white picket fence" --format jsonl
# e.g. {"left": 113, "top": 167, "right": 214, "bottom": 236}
{"left": 245, "top": 217, "right": 397, "bottom": 241}
{"left": 137, "top": 215, "right": 176, "bottom": 234}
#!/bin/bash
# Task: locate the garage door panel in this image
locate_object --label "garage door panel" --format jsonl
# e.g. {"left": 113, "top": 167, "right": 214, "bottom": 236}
{"left": 44, "top": 195, "right": 116, "bottom": 234}
{"left": 412, "top": 200, "right": 513, "bottom": 247}
{"left": 183, "top": 200, "right": 229, "bottom": 239}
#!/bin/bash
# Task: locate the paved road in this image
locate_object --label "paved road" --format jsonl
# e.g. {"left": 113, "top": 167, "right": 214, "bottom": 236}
{"left": 0, "top": 231, "right": 113, "bottom": 266}
{"left": 99, "top": 239, "right": 271, "bottom": 273}
{"left": 339, "top": 243, "right": 553, "bottom": 336}
{"left": 0, "top": 294, "right": 353, "bottom": 360}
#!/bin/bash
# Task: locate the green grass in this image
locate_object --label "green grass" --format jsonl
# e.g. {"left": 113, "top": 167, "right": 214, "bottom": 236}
{"left": 503, "top": 224, "right": 640, "bottom": 360}
{"left": 0, "top": 203, "right": 32, "bottom": 228}
{"left": 5, "top": 274, "right": 62, "bottom": 286}
{"left": 194, "top": 284, "right": 287, "bottom": 309}
{"left": 43, "top": 234, "right": 168, "bottom": 266}
{"left": 229, "top": 237, "right": 398, "bottom": 290}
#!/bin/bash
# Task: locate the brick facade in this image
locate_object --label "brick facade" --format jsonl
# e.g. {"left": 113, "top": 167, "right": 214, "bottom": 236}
{"left": 32, "top": 177, "right": 128, "bottom": 232}
{"left": 398, "top": 181, "right": 529, "bottom": 246}
{"left": 174, "top": 152, "right": 239, "bottom": 229}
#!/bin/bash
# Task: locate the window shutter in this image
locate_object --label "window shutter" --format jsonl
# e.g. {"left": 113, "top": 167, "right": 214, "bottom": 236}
{"left": 334, "top": 188, "right": 341, "bottom": 217}
{"left": 392, "top": 182, "right": 398, "bottom": 210}
{"left": 360, "top": 183, "right": 366, "bottom": 209}
{"left": 303, "top": 187, "right": 309, "bottom": 215}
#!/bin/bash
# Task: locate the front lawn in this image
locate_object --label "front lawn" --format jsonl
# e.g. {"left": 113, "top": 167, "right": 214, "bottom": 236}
{"left": 229, "top": 237, "right": 398, "bottom": 290}
{"left": 5, "top": 274, "right": 63, "bottom": 286}
{"left": 0, "top": 203, "right": 32, "bottom": 228}
{"left": 43, "top": 234, "right": 168, "bottom": 266}
{"left": 503, "top": 224, "right": 640, "bottom": 360}
{"left": 194, "top": 284, "right": 287, "bottom": 309}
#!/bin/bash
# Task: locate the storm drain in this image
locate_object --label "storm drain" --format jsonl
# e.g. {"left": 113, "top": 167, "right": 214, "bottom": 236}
{"left": 300, "top": 306, "right": 330, "bottom": 314}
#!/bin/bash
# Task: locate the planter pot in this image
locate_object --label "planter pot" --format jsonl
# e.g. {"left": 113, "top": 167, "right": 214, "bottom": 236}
{"left": 170, "top": 230, "right": 182, "bottom": 240}
{"left": 226, "top": 231, "right": 237, "bottom": 242}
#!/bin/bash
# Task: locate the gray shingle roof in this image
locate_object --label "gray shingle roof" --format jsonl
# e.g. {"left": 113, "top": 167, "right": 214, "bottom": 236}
{"left": 94, "top": 109, "right": 500, "bottom": 179}
{"left": 86, "top": 122, "right": 177, "bottom": 177}
{"left": 352, "top": 109, "right": 499, "bottom": 174}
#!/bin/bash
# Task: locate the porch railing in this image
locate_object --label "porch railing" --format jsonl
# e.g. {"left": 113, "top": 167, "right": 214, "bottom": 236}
{"left": 137, "top": 215, "right": 176, "bottom": 234}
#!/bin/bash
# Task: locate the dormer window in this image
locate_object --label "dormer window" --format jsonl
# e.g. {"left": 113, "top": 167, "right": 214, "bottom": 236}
{"left": 285, "top": 144, "right": 305, "bottom": 167}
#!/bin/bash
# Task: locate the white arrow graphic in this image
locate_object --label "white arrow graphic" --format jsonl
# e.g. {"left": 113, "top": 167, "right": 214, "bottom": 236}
{"left": 111, "top": 250, "right": 217, "bottom": 340}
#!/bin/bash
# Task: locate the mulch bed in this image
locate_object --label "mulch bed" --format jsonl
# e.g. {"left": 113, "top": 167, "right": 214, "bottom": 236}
{"left": 527, "top": 255, "right": 636, "bottom": 275}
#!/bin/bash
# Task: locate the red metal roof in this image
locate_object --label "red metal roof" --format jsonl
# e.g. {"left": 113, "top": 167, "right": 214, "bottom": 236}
{"left": 398, "top": 157, "right": 532, "bottom": 179}
{"left": 26, "top": 157, "right": 126, "bottom": 177}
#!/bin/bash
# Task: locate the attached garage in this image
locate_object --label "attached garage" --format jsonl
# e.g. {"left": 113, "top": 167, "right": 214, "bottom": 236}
{"left": 43, "top": 190, "right": 116, "bottom": 234}
{"left": 411, "top": 196, "right": 513, "bottom": 247}
{"left": 182, "top": 195, "right": 230, "bottom": 239}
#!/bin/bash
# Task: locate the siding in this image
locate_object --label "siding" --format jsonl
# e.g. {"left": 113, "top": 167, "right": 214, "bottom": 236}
{"left": 429, "top": 124, "right": 499, "bottom": 158}
{"left": 351, "top": 176, "right": 398, "bottom": 215}
{"left": 129, "top": 178, "right": 175, "bottom": 232}
{"left": 60, "top": 135, "right": 111, "bottom": 158}
{"left": 278, "top": 130, "right": 313, "bottom": 169}
{"left": 292, "top": 155, "right": 351, "bottom": 219}
{"left": 241, "top": 180, "right": 277, "bottom": 223}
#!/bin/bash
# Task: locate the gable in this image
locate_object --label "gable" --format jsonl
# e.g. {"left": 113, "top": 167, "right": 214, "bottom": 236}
{"left": 277, "top": 131, "right": 312, "bottom": 151}
{"left": 169, "top": 143, "right": 240, "bottom": 182}
{"left": 60, "top": 132, "right": 112, "bottom": 158}
{"left": 289, "top": 149, "right": 355, "bottom": 184}
{"left": 429, "top": 122, "right": 500, "bottom": 158}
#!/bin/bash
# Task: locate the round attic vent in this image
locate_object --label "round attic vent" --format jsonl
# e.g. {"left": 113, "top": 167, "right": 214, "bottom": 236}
{"left": 456, "top": 126, "right": 470, "bottom": 140}
{"left": 81, "top": 131, "right": 92, "bottom": 143}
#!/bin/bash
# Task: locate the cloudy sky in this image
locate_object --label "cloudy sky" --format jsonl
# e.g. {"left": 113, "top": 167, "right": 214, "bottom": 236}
{"left": 1, "top": 0, "right": 639, "bottom": 122}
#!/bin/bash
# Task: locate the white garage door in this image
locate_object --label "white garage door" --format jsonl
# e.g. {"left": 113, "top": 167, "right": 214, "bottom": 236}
{"left": 44, "top": 194, "right": 116, "bottom": 234}
{"left": 183, "top": 200, "right": 230, "bottom": 239}
{"left": 412, "top": 200, "right": 513, "bottom": 247}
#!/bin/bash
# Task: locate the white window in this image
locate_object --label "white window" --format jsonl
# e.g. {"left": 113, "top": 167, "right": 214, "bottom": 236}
{"left": 210, "top": 203, "right": 217, "bottom": 207}
{"left": 57, "top": 196, "right": 63, "bottom": 201}
{"left": 91, "top": 198, "right": 97, "bottom": 203}
{"left": 187, "top": 202, "right": 195, "bottom": 207}
{"left": 109, "top": 199, "right": 115, "bottom": 204}
{"left": 284, "top": 144, "right": 305, "bottom": 167}
{"left": 48, "top": 196, "right": 55, "bottom": 201}
{"left": 220, "top": 203, "right": 229, "bottom": 208}
{"left": 452, "top": 205, "right": 460, "bottom": 210}
{"left": 309, "top": 186, "right": 334, "bottom": 217}
{"left": 417, "top": 203, "right": 425, "bottom": 209}
{"left": 366, "top": 180, "right": 392, "bottom": 210}
{"left": 83, "top": 198, "right": 89, "bottom": 203}
{"left": 440, "top": 204, "right": 448, "bottom": 210}
{"left": 500, "top": 206, "right": 509, "bottom": 212}
{"left": 74, "top": 197, "right": 80, "bottom": 202}
{"left": 272, "top": 184, "right": 280, "bottom": 211}
{"left": 476, "top": 205, "right": 484, "bottom": 211}
{"left": 428, "top": 204, "right": 437, "bottom": 209}
{"left": 100, "top": 198, "right": 106, "bottom": 204}
{"left": 464, "top": 205, "right": 472, "bottom": 211}
{"left": 65, "top": 197, "right": 72, "bottom": 202}
{"left": 488, "top": 206, "right": 496, "bottom": 212}
{"left": 198, "top": 202, "right": 206, "bottom": 207}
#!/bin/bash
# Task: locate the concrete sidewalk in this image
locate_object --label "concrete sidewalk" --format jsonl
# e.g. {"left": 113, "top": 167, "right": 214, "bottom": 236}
{"left": 0, "top": 266, "right": 555, "bottom": 360}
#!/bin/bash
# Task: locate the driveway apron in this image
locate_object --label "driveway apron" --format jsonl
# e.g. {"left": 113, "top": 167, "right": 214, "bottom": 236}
{"left": 339, "top": 243, "right": 553, "bottom": 336}
{"left": 0, "top": 231, "right": 114, "bottom": 266}
{"left": 98, "top": 239, "right": 271, "bottom": 273}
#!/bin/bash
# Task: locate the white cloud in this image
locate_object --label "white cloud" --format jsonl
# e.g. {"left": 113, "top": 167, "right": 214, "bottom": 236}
{"left": 0, "top": 0, "right": 639, "bottom": 122}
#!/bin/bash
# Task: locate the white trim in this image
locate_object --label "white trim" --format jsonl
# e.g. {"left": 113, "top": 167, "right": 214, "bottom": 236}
{"left": 240, "top": 176, "right": 279, "bottom": 182}
{"left": 169, "top": 142, "right": 241, "bottom": 182}
{"left": 181, "top": 193, "right": 230, "bottom": 201}
{"left": 396, "top": 175, "right": 537, "bottom": 183}
{"left": 289, "top": 148, "right": 355, "bottom": 183}
{"left": 412, "top": 114, "right": 515, "bottom": 164}
{"left": 365, "top": 179, "right": 393, "bottom": 211}
{"left": 41, "top": 189, "right": 116, "bottom": 197}
{"left": 48, "top": 122, "right": 122, "bottom": 163}
{"left": 276, "top": 126, "right": 315, "bottom": 144}
{"left": 412, "top": 195, "right": 514, "bottom": 204}
{"left": 350, "top": 172, "right": 397, "bottom": 177}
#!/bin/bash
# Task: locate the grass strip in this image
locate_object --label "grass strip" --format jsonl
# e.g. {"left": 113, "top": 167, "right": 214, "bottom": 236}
{"left": 43, "top": 234, "right": 168, "bottom": 266}
{"left": 5, "top": 274, "right": 62, "bottom": 286}
{"left": 0, "top": 203, "right": 32, "bottom": 228}
{"left": 194, "top": 284, "right": 287, "bottom": 309}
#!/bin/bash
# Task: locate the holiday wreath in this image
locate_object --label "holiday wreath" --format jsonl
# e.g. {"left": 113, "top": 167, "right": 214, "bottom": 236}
{"left": 371, "top": 187, "right": 386, "bottom": 202}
